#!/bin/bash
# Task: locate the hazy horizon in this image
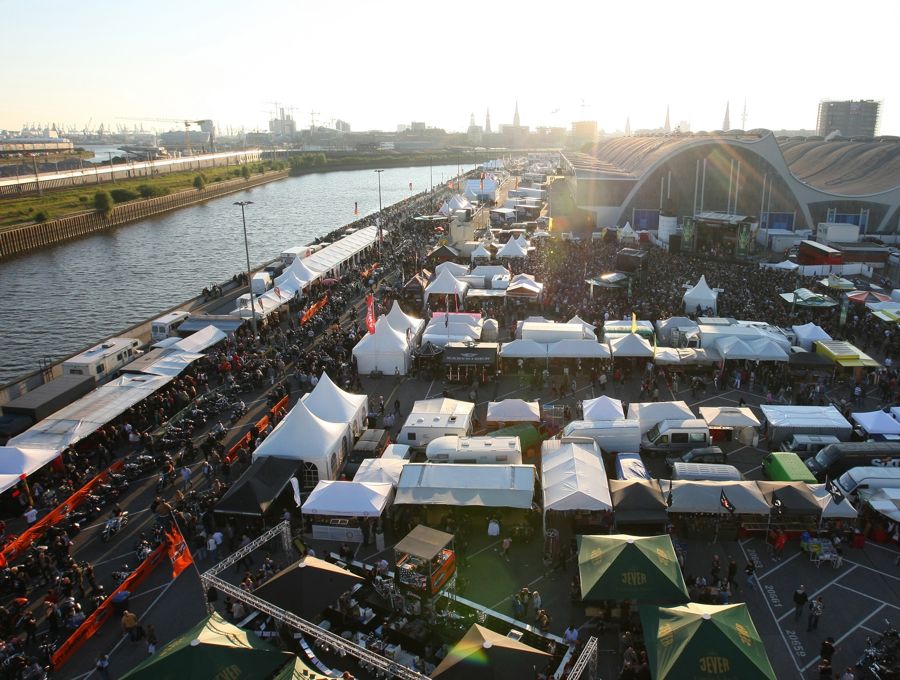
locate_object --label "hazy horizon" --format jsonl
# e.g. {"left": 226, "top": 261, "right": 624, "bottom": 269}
{"left": 2, "top": 0, "right": 898, "bottom": 136}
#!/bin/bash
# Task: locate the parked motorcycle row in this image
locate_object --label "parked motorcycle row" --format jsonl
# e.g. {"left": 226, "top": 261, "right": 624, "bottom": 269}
{"left": 857, "top": 619, "right": 900, "bottom": 678}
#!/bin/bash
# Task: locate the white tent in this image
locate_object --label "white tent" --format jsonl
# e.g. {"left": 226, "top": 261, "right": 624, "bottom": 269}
{"left": 664, "top": 481, "right": 771, "bottom": 515}
{"left": 435, "top": 261, "right": 470, "bottom": 278}
{"left": 608, "top": 333, "right": 654, "bottom": 358}
{"left": 506, "top": 273, "right": 544, "bottom": 298}
{"left": 424, "top": 269, "right": 469, "bottom": 304}
{"left": 301, "top": 372, "right": 368, "bottom": 436}
{"left": 385, "top": 301, "right": 425, "bottom": 337}
{"left": 0, "top": 446, "right": 63, "bottom": 493}
{"left": 515, "top": 234, "right": 531, "bottom": 249}
{"left": 471, "top": 243, "right": 492, "bottom": 261}
{"left": 471, "top": 265, "right": 509, "bottom": 278}
{"left": 792, "top": 322, "right": 833, "bottom": 351}
{"left": 763, "top": 260, "right": 800, "bottom": 271}
{"left": 627, "top": 401, "right": 695, "bottom": 433}
{"left": 253, "top": 399, "right": 349, "bottom": 485}
{"left": 496, "top": 238, "right": 528, "bottom": 259}
{"left": 541, "top": 440, "right": 612, "bottom": 513}
{"left": 394, "top": 464, "right": 536, "bottom": 508}
{"left": 353, "top": 458, "right": 408, "bottom": 486}
{"left": 567, "top": 315, "right": 596, "bottom": 336}
{"left": 851, "top": 410, "right": 900, "bottom": 435}
{"left": 808, "top": 484, "right": 858, "bottom": 519}
{"left": 275, "top": 256, "right": 320, "bottom": 293}
{"left": 486, "top": 399, "right": 541, "bottom": 423}
{"left": 548, "top": 339, "right": 611, "bottom": 359}
{"left": 440, "top": 194, "right": 470, "bottom": 214}
{"left": 715, "top": 336, "right": 757, "bottom": 360}
{"left": 746, "top": 338, "right": 790, "bottom": 362}
{"left": 618, "top": 222, "right": 636, "bottom": 241}
{"left": 698, "top": 407, "right": 761, "bottom": 428}
{"left": 499, "top": 339, "right": 549, "bottom": 358}
{"left": 654, "top": 317, "right": 698, "bottom": 345}
{"left": 683, "top": 275, "right": 719, "bottom": 315}
{"left": 301, "top": 481, "right": 393, "bottom": 518}
{"left": 438, "top": 200, "right": 451, "bottom": 216}
{"left": 652, "top": 347, "right": 683, "bottom": 365}
{"left": 352, "top": 316, "right": 411, "bottom": 376}
{"left": 583, "top": 396, "right": 625, "bottom": 420}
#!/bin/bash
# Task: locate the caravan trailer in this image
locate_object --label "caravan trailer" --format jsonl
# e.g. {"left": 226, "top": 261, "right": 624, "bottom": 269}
{"left": 426, "top": 436, "right": 522, "bottom": 464}
{"left": 62, "top": 337, "right": 142, "bottom": 384}
{"left": 397, "top": 398, "right": 475, "bottom": 449}
{"left": 150, "top": 311, "right": 190, "bottom": 343}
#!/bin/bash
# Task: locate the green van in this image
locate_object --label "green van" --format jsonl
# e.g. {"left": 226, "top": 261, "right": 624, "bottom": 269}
{"left": 762, "top": 451, "right": 817, "bottom": 483}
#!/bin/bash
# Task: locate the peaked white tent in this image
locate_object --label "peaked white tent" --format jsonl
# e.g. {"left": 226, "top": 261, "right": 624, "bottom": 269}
{"left": 0, "top": 446, "right": 63, "bottom": 493}
{"left": 275, "top": 257, "right": 320, "bottom": 294}
{"left": 698, "top": 407, "right": 761, "bottom": 428}
{"left": 471, "top": 265, "right": 509, "bottom": 278}
{"left": 499, "top": 339, "right": 549, "bottom": 358}
{"left": 301, "top": 481, "right": 393, "bottom": 518}
{"left": 435, "top": 261, "right": 470, "bottom": 278}
{"left": 683, "top": 275, "right": 719, "bottom": 315}
{"left": 746, "top": 338, "right": 790, "bottom": 362}
{"left": 424, "top": 269, "right": 469, "bottom": 304}
{"left": 301, "top": 372, "right": 368, "bottom": 436}
{"left": 763, "top": 260, "right": 800, "bottom": 271}
{"left": 471, "top": 243, "right": 492, "bottom": 260}
{"left": 385, "top": 301, "right": 425, "bottom": 337}
{"left": 515, "top": 234, "right": 531, "bottom": 249}
{"left": 715, "top": 336, "right": 757, "bottom": 360}
{"left": 486, "top": 399, "right": 541, "bottom": 423}
{"left": 792, "top": 323, "right": 832, "bottom": 351}
{"left": 542, "top": 440, "right": 612, "bottom": 513}
{"left": 852, "top": 410, "right": 900, "bottom": 435}
{"left": 253, "top": 399, "right": 349, "bottom": 486}
{"left": 583, "top": 396, "right": 625, "bottom": 420}
{"left": 352, "top": 316, "right": 411, "bottom": 376}
{"left": 809, "top": 484, "right": 858, "bottom": 519}
{"left": 506, "top": 273, "right": 544, "bottom": 298}
{"left": 548, "top": 339, "right": 611, "bottom": 359}
{"left": 609, "top": 333, "right": 654, "bottom": 358}
{"left": 353, "top": 457, "right": 408, "bottom": 486}
{"left": 496, "top": 238, "right": 528, "bottom": 259}
{"left": 568, "top": 315, "right": 596, "bottom": 336}
{"left": 627, "top": 401, "right": 695, "bottom": 433}
{"left": 618, "top": 222, "right": 636, "bottom": 241}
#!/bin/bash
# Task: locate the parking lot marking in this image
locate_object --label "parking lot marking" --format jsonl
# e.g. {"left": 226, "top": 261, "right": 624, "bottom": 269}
{"left": 738, "top": 541, "right": 803, "bottom": 674}
{"left": 861, "top": 625, "right": 883, "bottom": 636}
{"left": 865, "top": 541, "right": 900, "bottom": 557}
{"left": 775, "top": 565, "right": 857, "bottom": 622}
{"left": 800, "top": 603, "right": 887, "bottom": 673}
{"left": 834, "top": 582, "right": 890, "bottom": 604}
{"left": 759, "top": 551, "right": 801, "bottom": 579}
{"left": 844, "top": 558, "right": 900, "bottom": 582}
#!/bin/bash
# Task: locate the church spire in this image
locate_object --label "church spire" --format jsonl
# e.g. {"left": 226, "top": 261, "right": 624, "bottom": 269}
{"left": 485, "top": 108, "right": 491, "bottom": 133}
{"left": 625, "top": 116, "right": 631, "bottom": 136}
{"left": 513, "top": 101, "right": 520, "bottom": 127}
{"left": 723, "top": 101, "right": 731, "bottom": 131}
{"left": 664, "top": 105, "right": 671, "bottom": 133}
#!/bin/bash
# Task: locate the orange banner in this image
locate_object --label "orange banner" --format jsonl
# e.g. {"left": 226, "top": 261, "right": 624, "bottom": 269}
{"left": 1, "top": 459, "right": 124, "bottom": 567}
{"left": 51, "top": 541, "right": 166, "bottom": 668}
{"left": 165, "top": 524, "right": 193, "bottom": 579}
{"left": 361, "top": 262, "right": 379, "bottom": 280}
{"left": 300, "top": 293, "right": 329, "bottom": 326}
{"left": 224, "top": 394, "right": 290, "bottom": 464}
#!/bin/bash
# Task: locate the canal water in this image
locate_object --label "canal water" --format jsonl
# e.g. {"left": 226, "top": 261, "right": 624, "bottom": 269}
{"left": 0, "top": 163, "right": 461, "bottom": 384}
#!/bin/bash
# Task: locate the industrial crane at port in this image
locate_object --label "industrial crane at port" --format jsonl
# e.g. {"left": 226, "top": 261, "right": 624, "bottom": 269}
{"left": 116, "top": 117, "right": 215, "bottom": 154}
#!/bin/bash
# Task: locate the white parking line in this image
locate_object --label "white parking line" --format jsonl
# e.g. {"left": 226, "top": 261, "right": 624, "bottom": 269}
{"left": 800, "top": 603, "right": 887, "bottom": 673}
{"left": 844, "top": 558, "right": 900, "bottom": 583}
{"left": 759, "top": 552, "right": 801, "bottom": 579}
{"left": 834, "top": 582, "right": 887, "bottom": 603}
{"left": 775, "top": 565, "right": 857, "bottom": 622}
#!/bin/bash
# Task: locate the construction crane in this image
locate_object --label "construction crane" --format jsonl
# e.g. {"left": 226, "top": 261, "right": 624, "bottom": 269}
{"left": 116, "top": 117, "right": 215, "bottom": 154}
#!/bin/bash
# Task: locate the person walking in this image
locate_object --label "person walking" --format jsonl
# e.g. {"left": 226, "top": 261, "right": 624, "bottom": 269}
{"left": 146, "top": 624, "right": 158, "bottom": 654}
{"left": 122, "top": 609, "right": 141, "bottom": 641}
{"left": 96, "top": 654, "right": 112, "bottom": 680}
{"left": 807, "top": 595, "right": 824, "bottom": 631}
{"left": 710, "top": 554, "right": 721, "bottom": 584}
{"left": 531, "top": 590, "right": 542, "bottom": 620}
{"left": 727, "top": 556, "right": 739, "bottom": 593}
{"left": 793, "top": 585, "right": 808, "bottom": 621}
{"left": 744, "top": 561, "right": 757, "bottom": 589}
{"left": 500, "top": 536, "right": 512, "bottom": 562}
{"left": 180, "top": 465, "right": 191, "bottom": 491}
{"left": 820, "top": 637, "right": 835, "bottom": 663}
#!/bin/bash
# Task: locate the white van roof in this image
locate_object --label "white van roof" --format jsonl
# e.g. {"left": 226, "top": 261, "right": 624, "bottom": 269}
{"left": 153, "top": 311, "right": 189, "bottom": 325}
{"left": 672, "top": 462, "right": 742, "bottom": 481}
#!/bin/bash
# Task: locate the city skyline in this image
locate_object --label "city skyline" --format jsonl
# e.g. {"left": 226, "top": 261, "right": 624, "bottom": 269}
{"left": 2, "top": 0, "right": 898, "bottom": 136}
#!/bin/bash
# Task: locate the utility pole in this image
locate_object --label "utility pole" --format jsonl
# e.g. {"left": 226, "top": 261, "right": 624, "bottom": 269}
{"left": 374, "top": 169, "right": 384, "bottom": 254}
{"left": 234, "top": 201, "right": 258, "bottom": 339}
{"left": 31, "top": 155, "right": 41, "bottom": 196}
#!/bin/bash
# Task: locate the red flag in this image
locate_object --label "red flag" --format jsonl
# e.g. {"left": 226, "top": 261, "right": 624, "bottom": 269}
{"left": 365, "top": 294, "right": 376, "bottom": 335}
{"left": 165, "top": 524, "right": 193, "bottom": 579}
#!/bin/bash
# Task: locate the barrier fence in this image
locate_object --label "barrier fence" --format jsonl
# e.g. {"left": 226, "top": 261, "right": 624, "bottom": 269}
{"left": 224, "top": 394, "right": 289, "bottom": 464}
{"left": 0, "top": 459, "right": 125, "bottom": 567}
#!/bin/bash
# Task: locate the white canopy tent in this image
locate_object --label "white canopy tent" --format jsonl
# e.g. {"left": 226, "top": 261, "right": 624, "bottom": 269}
{"left": 353, "top": 458, "right": 408, "bottom": 486}
{"left": 301, "top": 372, "right": 368, "bottom": 436}
{"left": 746, "top": 338, "right": 790, "bottom": 362}
{"left": 762, "top": 260, "right": 800, "bottom": 271}
{"left": 652, "top": 347, "right": 682, "bottom": 365}
{"left": 252, "top": 399, "right": 349, "bottom": 486}
{"left": 567, "top": 315, "right": 596, "bottom": 336}
{"left": 682, "top": 275, "right": 719, "bottom": 315}
{"left": 0, "top": 446, "right": 64, "bottom": 493}
{"left": 486, "top": 399, "right": 541, "bottom": 423}
{"left": 792, "top": 323, "right": 833, "bottom": 351}
{"left": 715, "top": 337, "right": 757, "bottom": 361}
{"left": 152, "top": 325, "right": 226, "bottom": 352}
{"left": 858, "top": 487, "right": 900, "bottom": 523}
{"left": 394, "top": 464, "right": 536, "bottom": 509}
{"left": 698, "top": 407, "right": 761, "bottom": 428}
{"left": 471, "top": 265, "right": 509, "bottom": 278}
{"left": 499, "top": 339, "right": 549, "bottom": 359}
{"left": 506, "top": 274, "right": 544, "bottom": 298}
{"left": 852, "top": 410, "right": 900, "bottom": 435}
{"left": 808, "top": 484, "right": 858, "bottom": 519}
{"left": 583, "top": 395, "right": 625, "bottom": 420}
{"left": 275, "top": 256, "right": 320, "bottom": 293}
{"left": 664, "top": 481, "right": 771, "bottom": 515}
{"left": 303, "top": 226, "right": 379, "bottom": 275}
{"left": 618, "top": 222, "right": 636, "bottom": 241}
{"left": 385, "top": 301, "right": 425, "bottom": 337}
{"left": 471, "top": 243, "right": 492, "bottom": 261}
{"left": 627, "top": 401, "right": 695, "bottom": 433}
{"left": 541, "top": 440, "right": 612, "bottom": 513}
{"left": 301, "top": 481, "right": 393, "bottom": 518}
{"left": 424, "top": 269, "right": 469, "bottom": 304}
{"left": 654, "top": 317, "right": 698, "bottom": 346}
{"left": 608, "top": 333, "right": 654, "bottom": 358}
{"left": 123, "top": 349, "right": 205, "bottom": 377}
{"left": 352, "top": 316, "right": 412, "bottom": 376}
{"left": 496, "top": 238, "right": 529, "bottom": 259}
{"left": 548, "top": 339, "right": 611, "bottom": 359}
{"left": 435, "top": 261, "right": 470, "bottom": 278}
{"left": 515, "top": 234, "right": 531, "bottom": 249}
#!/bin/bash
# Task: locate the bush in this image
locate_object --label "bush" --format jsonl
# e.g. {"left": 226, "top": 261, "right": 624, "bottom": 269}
{"left": 34, "top": 211, "right": 48, "bottom": 223}
{"left": 193, "top": 175, "right": 206, "bottom": 190}
{"left": 137, "top": 184, "right": 170, "bottom": 198}
{"left": 78, "top": 195, "right": 89, "bottom": 203}
{"left": 240, "top": 165, "right": 251, "bottom": 180}
{"left": 93, "top": 190, "right": 113, "bottom": 214}
{"left": 110, "top": 188, "right": 139, "bottom": 203}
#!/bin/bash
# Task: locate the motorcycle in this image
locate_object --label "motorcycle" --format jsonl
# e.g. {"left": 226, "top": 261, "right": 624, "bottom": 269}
{"left": 857, "top": 619, "right": 900, "bottom": 674}
{"left": 230, "top": 402, "right": 248, "bottom": 423}
{"left": 155, "top": 471, "right": 174, "bottom": 493}
{"left": 101, "top": 512, "right": 129, "bottom": 543}
{"left": 111, "top": 564, "right": 132, "bottom": 585}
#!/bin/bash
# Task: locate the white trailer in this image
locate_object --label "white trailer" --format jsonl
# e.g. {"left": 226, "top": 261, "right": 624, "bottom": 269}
{"left": 426, "top": 436, "right": 522, "bottom": 464}
{"left": 62, "top": 337, "right": 142, "bottom": 383}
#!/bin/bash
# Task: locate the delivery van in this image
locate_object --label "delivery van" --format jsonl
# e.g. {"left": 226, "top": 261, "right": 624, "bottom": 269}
{"left": 762, "top": 452, "right": 817, "bottom": 483}
{"left": 836, "top": 467, "right": 900, "bottom": 497}
{"left": 250, "top": 272, "right": 273, "bottom": 295}
{"left": 642, "top": 419, "right": 710, "bottom": 453}
{"left": 561, "top": 420, "right": 642, "bottom": 454}
{"left": 341, "top": 429, "right": 391, "bottom": 478}
{"left": 425, "top": 436, "right": 522, "bottom": 464}
{"left": 781, "top": 434, "right": 841, "bottom": 459}
{"left": 671, "top": 462, "right": 743, "bottom": 481}
{"left": 615, "top": 453, "right": 650, "bottom": 480}
{"left": 805, "top": 441, "right": 900, "bottom": 480}
{"left": 150, "top": 311, "right": 190, "bottom": 343}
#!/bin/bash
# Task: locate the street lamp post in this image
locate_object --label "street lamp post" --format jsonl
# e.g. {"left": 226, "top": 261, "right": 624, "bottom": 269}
{"left": 234, "top": 201, "right": 258, "bottom": 339}
{"left": 374, "top": 169, "right": 384, "bottom": 253}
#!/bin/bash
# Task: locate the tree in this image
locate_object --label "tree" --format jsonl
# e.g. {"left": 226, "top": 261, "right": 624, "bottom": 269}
{"left": 94, "top": 190, "right": 112, "bottom": 214}
{"left": 240, "top": 165, "right": 251, "bottom": 180}
{"left": 193, "top": 174, "right": 206, "bottom": 190}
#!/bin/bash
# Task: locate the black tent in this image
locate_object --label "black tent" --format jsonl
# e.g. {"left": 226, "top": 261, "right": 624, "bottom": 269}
{"left": 214, "top": 458, "right": 299, "bottom": 517}
{"left": 610, "top": 479, "right": 668, "bottom": 525}
{"left": 757, "top": 481, "right": 822, "bottom": 515}
{"left": 254, "top": 556, "right": 364, "bottom": 620}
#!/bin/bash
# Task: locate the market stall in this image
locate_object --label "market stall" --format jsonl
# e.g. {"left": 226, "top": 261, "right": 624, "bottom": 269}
{"left": 541, "top": 439, "right": 612, "bottom": 534}
{"left": 352, "top": 457, "right": 408, "bottom": 486}
{"left": 213, "top": 457, "right": 301, "bottom": 518}
{"left": 663, "top": 480, "right": 771, "bottom": 540}
{"left": 254, "top": 555, "right": 365, "bottom": 622}
{"left": 756, "top": 481, "right": 823, "bottom": 532}
{"left": 609, "top": 480, "right": 668, "bottom": 534}
{"left": 352, "top": 316, "right": 412, "bottom": 376}
{"left": 486, "top": 399, "right": 541, "bottom": 423}
{"left": 301, "top": 481, "right": 394, "bottom": 542}
{"left": 682, "top": 275, "right": 719, "bottom": 315}
{"left": 393, "top": 525, "right": 456, "bottom": 599}
{"left": 608, "top": 333, "right": 654, "bottom": 359}
{"left": 442, "top": 342, "right": 498, "bottom": 384}
{"left": 301, "top": 372, "right": 368, "bottom": 437}
{"left": 792, "top": 322, "right": 833, "bottom": 351}
{"left": 582, "top": 395, "right": 625, "bottom": 420}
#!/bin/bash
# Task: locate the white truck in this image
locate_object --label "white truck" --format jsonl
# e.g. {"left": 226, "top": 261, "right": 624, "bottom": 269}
{"left": 561, "top": 419, "right": 642, "bottom": 454}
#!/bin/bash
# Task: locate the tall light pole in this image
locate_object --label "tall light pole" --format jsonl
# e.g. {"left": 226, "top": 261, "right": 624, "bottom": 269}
{"left": 234, "top": 201, "right": 258, "bottom": 339}
{"left": 374, "top": 169, "right": 384, "bottom": 253}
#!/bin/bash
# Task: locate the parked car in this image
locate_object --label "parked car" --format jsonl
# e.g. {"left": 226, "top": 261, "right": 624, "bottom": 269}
{"left": 666, "top": 446, "right": 726, "bottom": 471}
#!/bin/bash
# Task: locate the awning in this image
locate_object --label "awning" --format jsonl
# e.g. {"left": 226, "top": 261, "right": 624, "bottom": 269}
{"left": 394, "top": 525, "right": 454, "bottom": 560}
{"left": 301, "top": 481, "right": 393, "bottom": 518}
{"left": 698, "top": 407, "right": 761, "bottom": 428}
{"left": 395, "top": 464, "right": 536, "bottom": 509}
{"left": 542, "top": 440, "right": 612, "bottom": 512}
{"left": 852, "top": 410, "right": 900, "bottom": 435}
{"left": 756, "top": 481, "right": 822, "bottom": 516}
{"left": 442, "top": 343, "right": 498, "bottom": 365}
{"left": 486, "top": 399, "right": 541, "bottom": 423}
{"left": 664, "top": 481, "right": 771, "bottom": 515}
{"left": 816, "top": 340, "right": 880, "bottom": 367}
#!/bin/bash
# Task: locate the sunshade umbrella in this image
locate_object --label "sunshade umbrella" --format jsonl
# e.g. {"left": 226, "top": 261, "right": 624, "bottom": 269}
{"left": 431, "top": 623, "right": 550, "bottom": 680}
{"left": 848, "top": 290, "right": 891, "bottom": 305}
{"left": 254, "top": 556, "right": 363, "bottom": 620}
{"left": 639, "top": 602, "right": 776, "bottom": 680}
{"left": 578, "top": 534, "right": 689, "bottom": 603}
{"left": 818, "top": 275, "right": 855, "bottom": 291}
{"left": 121, "top": 612, "right": 293, "bottom": 680}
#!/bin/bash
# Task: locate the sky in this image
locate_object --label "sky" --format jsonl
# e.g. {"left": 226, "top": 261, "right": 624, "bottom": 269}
{"left": 2, "top": 0, "right": 899, "bottom": 136}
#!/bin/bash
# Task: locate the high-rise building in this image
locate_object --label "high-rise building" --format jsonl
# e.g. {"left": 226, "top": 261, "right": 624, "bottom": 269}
{"left": 817, "top": 100, "right": 881, "bottom": 138}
